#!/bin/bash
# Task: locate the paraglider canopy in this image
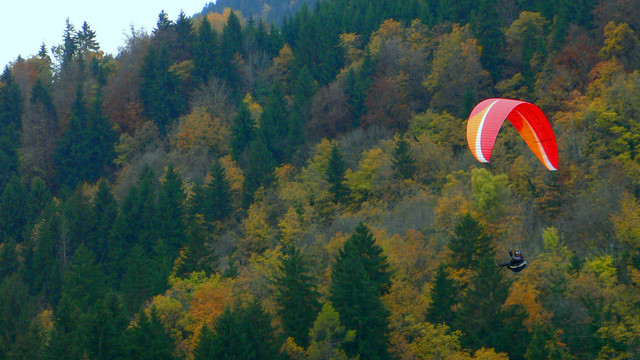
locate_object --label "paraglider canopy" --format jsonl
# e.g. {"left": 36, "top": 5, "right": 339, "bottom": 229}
{"left": 466, "top": 98, "right": 558, "bottom": 171}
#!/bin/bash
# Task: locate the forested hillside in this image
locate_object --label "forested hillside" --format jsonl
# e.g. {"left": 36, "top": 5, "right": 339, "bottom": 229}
{"left": 1, "top": 0, "right": 640, "bottom": 359}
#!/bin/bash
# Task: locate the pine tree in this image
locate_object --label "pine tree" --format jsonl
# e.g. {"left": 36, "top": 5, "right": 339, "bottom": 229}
{"left": 158, "top": 164, "right": 186, "bottom": 253}
{"left": 329, "top": 223, "right": 391, "bottom": 360}
{"left": 427, "top": 264, "right": 458, "bottom": 325}
{"left": 62, "top": 244, "right": 107, "bottom": 312}
{"left": 174, "top": 11, "right": 195, "bottom": 62}
{"left": 139, "top": 45, "right": 183, "bottom": 134}
{"left": 0, "top": 275, "right": 34, "bottom": 358}
{"left": 260, "top": 82, "right": 291, "bottom": 164}
{"left": 126, "top": 307, "right": 177, "bottom": 360}
{"left": 193, "top": 323, "right": 216, "bottom": 360}
{"left": 120, "top": 245, "right": 156, "bottom": 313}
{"left": 273, "top": 246, "right": 321, "bottom": 347}
{"left": 192, "top": 17, "right": 218, "bottom": 84}
{"left": 29, "top": 203, "right": 63, "bottom": 304}
{"left": 392, "top": 136, "right": 417, "bottom": 180}
{"left": 86, "top": 88, "right": 117, "bottom": 179}
{"left": 0, "top": 67, "right": 23, "bottom": 190}
{"left": 0, "top": 176, "right": 27, "bottom": 243}
{"left": 231, "top": 100, "right": 255, "bottom": 161}
{"left": 203, "top": 159, "right": 233, "bottom": 224}
{"left": 448, "top": 213, "right": 529, "bottom": 357}
{"left": 84, "top": 293, "right": 128, "bottom": 360}
{"left": 241, "top": 135, "right": 276, "bottom": 207}
{"left": 54, "top": 86, "right": 90, "bottom": 190}
{"left": 326, "top": 144, "right": 349, "bottom": 203}
{"left": 89, "top": 179, "right": 118, "bottom": 266}
{"left": 209, "top": 300, "right": 281, "bottom": 360}
{"left": 46, "top": 295, "right": 83, "bottom": 359}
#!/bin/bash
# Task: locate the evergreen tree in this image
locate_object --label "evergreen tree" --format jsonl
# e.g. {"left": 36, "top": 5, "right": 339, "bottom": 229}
{"left": 231, "top": 100, "right": 255, "bottom": 161}
{"left": 192, "top": 17, "right": 218, "bottom": 84}
{"left": 427, "top": 264, "right": 458, "bottom": 325}
{"left": 175, "top": 214, "right": 216, "bottom": 277}
{"left": 62, "top": 244, "right": 107, "bottom": 312}
{"left": 0, "top": 176, "right": 27, "bottom": 243}
{"left": 209, "top": 300, "right": 281, "bottom": 360}
{"left": 448, "top": 213, "right": 529, "bottom": 358}
{"left": 25, "top": 177, "right": 53, "bottom": 227}
{"left": 391, "top": 136, "right": 417, "bottom": 180}
{"left": 54, "top": 86, "right": 96, "bottom": 190}
{"left": 193, "top": 323, "right": 216, "bottom": 360}
{"left": 139, "top": 45, "right": 183, "bottom": 135}
{"left": 59, "top": 19, "right": 78, "bottom": 71}
{"left": 46, "top": 295, "right": 84, "bottom": 360}
{"left": 329, "top": 223, "right": 391, "bottom": 360}
{"left": 241, "top": 135, "right": 276, "bottom": 207}
{"left": 0, "top": 240, "right": 19, "bottom": 278}
{"left": 203, "top": 159, "right": 233, "bottom": 224}
{"left": 174, "top": 11, "right": 195, "bottom": 62}
{"left": 84, "top": 293, "right": 128, "bottom": 360}
{"left": 470, "top": 0, "right": 506, "bottom": 81}
{"left": 29, "top": 203, "right": 63, "bottom": 304}
{"left": 86, "top": 88, "right": 117, "bottom": 179}
{"left": 344, "top": 67, "right": 367, "bottom": 128}
{"left": 273, "top": 246, "right": 321, "bottom": 347}
{"left": 218, "top": 10, "right": 242, "bottom": 93}
{"left": 0, "top": 275, "right": 34, "bottom": 358}
{"left": 448, "top": 213, "right": 492, "bottom": 271}
{"left": 0, "top": 67, "right": 23, "bottom": 190}
{"left": 158, "top": 164, "right": 187, "bottom": 253}
{"left": 126, "top": 307, "right": 177, "bottom": 360}
{"left": 89, "top": 179, "right": 118, "bottom": 266}
{"left": 326, "top": 144, "right": 349, "bottom": 203}
{"left": 120, "top": 245, "right": 157, "bottom": 313}
{"left": 260, "top": 82, "right": 291, "bottom": 164}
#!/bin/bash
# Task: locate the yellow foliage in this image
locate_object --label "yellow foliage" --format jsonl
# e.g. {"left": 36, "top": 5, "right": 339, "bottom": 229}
{"left": 504, "top": 280, "right": 553, "bottom": 327}
{"left": 241, "top": 202, "right": 275, "bottom": 254}
{"left": 368, "top": 19, "right": 404, "bottom": 54}
{"left": 584, "top": 256, "right": 618, "bottom": 287}
{"left": 600, "top": 22, "right": 639, "bottom": 62}
{"left": 471, "top": 348, "right": 510, "bottom": 360}
{"left": 188, "top": 276, "right": 234, "bottom": 345}
{"left": 272, "top": 44, "right": 296, "bottom": 88}
{"left": 384, "top": 230, "right": 436, "bottom": 284}
{"left": 281, "top": 337, "right": 306, "bottom": 360}
{"left": 242, "top": 93, "right": 263, "bottom": 122}
{"left": 612, "top": 192, "right": 640, "bottom": 250}
{"left": 204, "top": 8, "right": 245, "bottom": 33}
{"left": 340, "top": 32, "right": 363, "bottom": 64}
{"left": 236, "top": 246, "right": 284, "bottom": 313}
{"left": 176, "top": 107, "right": 230, "bottom": 153}
{"left": 219, "top": 155, "right": 244, "bottom": 196}
{"left": 279, "top": 206, "right": 304, "bottom": 247}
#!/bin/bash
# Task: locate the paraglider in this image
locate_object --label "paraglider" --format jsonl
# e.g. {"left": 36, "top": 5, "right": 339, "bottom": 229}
{"left": 497, "top": 249, "right": 527, "bottom": 272}
{"left": 466, "top": 98, "right": 558, "bottom": 171}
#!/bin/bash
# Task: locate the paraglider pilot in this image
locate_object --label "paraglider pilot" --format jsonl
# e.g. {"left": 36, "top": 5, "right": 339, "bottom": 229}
{"left": 497, "top": 250, "right": 527, "bottom": 272}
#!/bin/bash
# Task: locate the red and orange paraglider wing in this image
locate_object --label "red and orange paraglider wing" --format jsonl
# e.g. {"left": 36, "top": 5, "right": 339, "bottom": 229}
{"left": 466, "top": 98, "right": 558, "bottom": 171}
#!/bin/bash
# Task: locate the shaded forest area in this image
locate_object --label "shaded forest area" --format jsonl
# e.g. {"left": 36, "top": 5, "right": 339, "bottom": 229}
{"left": 2, "top": 0, "right": 640, "bottom": 359}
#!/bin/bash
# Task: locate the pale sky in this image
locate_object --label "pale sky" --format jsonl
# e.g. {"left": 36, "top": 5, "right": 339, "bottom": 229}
{"left": 1, "top": 1, "right": 210, "bottom": 69}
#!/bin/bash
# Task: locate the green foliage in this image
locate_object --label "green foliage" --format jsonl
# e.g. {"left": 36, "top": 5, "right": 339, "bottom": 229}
{"left": 392, "top": 136, "right": 417, "bottom": 180}
{"left": 307, "top": 303, "right": 356, "bottom": 360}
{"left": 126, "top": 307, "right": 177, "bottom": 360}
{"left": 330, "top": 223, "right": 392, "bottom": 360}
{"left": 273, "top": 246, "right": 321, "bottom": 347}
{"left": 199, "top": 300, "right": 281, "bottom": 360}
{"left": 326, "top": 143, "right": 349, "bottom": 203}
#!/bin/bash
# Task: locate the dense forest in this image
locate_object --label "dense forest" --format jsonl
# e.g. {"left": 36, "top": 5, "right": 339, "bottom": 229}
{"left": 1, "top": 0, "right": 640, "bottom": 358}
